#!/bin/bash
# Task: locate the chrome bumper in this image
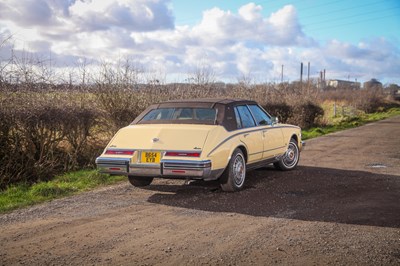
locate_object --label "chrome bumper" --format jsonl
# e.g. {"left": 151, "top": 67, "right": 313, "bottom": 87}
{"left": 96, "top": 157, "right": 222, "bottom": 180}
{"left": 95, "top": 157, "right": 130, "bottom": 175}
{"left": 300, "top": 141, "right": 306, "bottom": 151}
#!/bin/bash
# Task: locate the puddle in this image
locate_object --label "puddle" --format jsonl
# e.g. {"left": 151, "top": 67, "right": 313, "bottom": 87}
{"left": 366, "top": 163, "right": 387, "bottom": 169}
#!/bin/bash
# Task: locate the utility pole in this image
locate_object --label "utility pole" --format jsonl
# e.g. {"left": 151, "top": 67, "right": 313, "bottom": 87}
{"left": 300, "top": 62, "right": 303, "bottom": 83}
{"left": 281, "top": 64, "right": 284, "bottom": 83}
{"left": 307, "top": 62, "right": 310, "bottom": 83}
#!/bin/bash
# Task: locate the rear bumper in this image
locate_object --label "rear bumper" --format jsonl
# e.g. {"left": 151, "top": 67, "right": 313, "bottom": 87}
{"left": 300, "top": 141, "right": 306, "bottom": 151}
{"left": 95, "top": 157, "right": 223, "bottom": 181}
{"left": 95, "top": 157, "right": 130, "bottom": 175}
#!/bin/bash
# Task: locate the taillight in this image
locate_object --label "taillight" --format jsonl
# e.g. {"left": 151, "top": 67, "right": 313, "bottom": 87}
{"left": 165, "top": 151, "right": 201, "bottom": 157}
{"left": 105, "top": 149, "right": 135, "bottom": 155}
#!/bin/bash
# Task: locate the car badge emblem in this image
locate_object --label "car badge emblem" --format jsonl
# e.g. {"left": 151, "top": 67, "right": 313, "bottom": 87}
{"left": 152, "top": 138, "right": 159, "bottom": 143}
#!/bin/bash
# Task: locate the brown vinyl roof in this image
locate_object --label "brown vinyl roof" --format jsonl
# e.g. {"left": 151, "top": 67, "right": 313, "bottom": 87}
{"left": 157, "top": 98, "right": 256, "bottom": 108}
{"left": 132, "top": 98, "right": 258, "bottom": 131}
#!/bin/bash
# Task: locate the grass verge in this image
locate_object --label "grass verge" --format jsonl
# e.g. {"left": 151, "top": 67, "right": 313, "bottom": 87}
{"left": 0, "top": 170, "right": 125, "bottom": 213}
{"left": 302, "top": 107, "right": 400, "bottom": 140}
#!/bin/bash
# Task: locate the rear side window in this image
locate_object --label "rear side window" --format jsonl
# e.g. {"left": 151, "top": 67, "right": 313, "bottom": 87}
{"left": 140, "top": 108, "right": 217, "bottom": 123}
{"left": 235, "top": 106, "right": 256, "bottom": 128}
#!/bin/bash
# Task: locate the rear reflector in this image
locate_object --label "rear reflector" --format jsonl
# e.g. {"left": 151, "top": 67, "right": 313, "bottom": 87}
{"left": 109, "top": 167, "right": 121, "bottom": 171}
{"left": 171, "top": 170, "right": 186, "bottom": 173}
{"left": 105, "top": 149, "right": 135, "bottom": 155}
{"left": 165, "top": 151, "right": 201, "bottom": 157}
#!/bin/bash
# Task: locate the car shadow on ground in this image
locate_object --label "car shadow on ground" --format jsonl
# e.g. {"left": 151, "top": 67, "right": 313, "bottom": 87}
{"left": 145, "top": 166, "right": 400, "bottom": 228}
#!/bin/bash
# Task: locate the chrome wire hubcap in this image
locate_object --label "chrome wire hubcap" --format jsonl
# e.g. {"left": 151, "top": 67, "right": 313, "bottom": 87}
{"left": 233, "top": 154, "right": 245, "bottom": 187}
{"left": 283, "top": 143, "right": 298, "bottom": 168}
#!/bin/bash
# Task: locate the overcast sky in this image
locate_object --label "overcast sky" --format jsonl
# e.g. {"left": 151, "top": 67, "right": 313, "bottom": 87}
{"left": 0, "top": 0, "right": 399, "bottom": 84}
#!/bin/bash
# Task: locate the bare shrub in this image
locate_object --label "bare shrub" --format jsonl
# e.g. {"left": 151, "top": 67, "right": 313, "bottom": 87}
{"left": 94, "top": 85, "right": 149, "bottom": 133}
{"left": 288, "top": 102, "right": 324, "bottom": 128}
{"left": 262, "top": 103, "right": 293, "bottom": 123}
{"left": 320, "top": 86, "right": 387, "bottom": 114}
{"left": 354, "top": 88, "right": 386, "bottom": 113}
{"left": 0, "top": 86, "right": 102, "bottom": 188}
{"left": 62, "top": 106, "right": 101, "bottom": 170}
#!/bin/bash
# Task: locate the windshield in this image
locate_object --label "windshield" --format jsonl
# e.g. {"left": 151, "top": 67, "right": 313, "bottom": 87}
{"left": 138, "top": 108, "right": 217, "bottom": 124}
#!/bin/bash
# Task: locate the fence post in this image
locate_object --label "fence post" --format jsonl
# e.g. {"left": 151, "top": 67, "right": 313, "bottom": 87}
{"left": 333, "top": 102, "right": 337, "bottom": 117}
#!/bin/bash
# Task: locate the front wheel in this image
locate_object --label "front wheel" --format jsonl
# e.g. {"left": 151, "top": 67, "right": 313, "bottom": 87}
{"left": 220, "top": 148, "right": 246, "bottom": 192}
{"left": 274, "top": 138, "right": 300, "bottom": 171}
{"left": 128, "top": 176, "right": 153, "bottom": 187}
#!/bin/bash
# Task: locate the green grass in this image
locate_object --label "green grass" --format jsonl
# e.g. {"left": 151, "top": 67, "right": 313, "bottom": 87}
{"left": 0, "top": 170, "right": 125, "bottom": 213}
{"left": 302, "top": 107, "right": 400, "bottom": 140}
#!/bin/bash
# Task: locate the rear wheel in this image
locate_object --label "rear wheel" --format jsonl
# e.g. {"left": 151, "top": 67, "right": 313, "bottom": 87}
{"left": 274, "top": 138, "right": 300, "bottom": 171}
{"left": 128, "top": 176, "right": 153, "bottom": 187}
{"left": 220, "top": 148, "right": 246, "bottom": 192}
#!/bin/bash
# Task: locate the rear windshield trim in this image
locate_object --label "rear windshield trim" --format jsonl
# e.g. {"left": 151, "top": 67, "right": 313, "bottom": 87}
{"left": 137, "top": 107, "right": 218, "bottom": 125}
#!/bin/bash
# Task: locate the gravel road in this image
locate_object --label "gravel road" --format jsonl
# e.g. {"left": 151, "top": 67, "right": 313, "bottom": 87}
{"left": 1, "top": 116, "right": 400, "bottom": 265}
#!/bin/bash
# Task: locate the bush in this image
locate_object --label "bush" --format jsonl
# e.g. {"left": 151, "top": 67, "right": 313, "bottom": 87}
{"left": 0, "top": 88, "right": 102, "bottom": 189}
{"left": 290, "top": 102, "right": 325, "bottom": 129}
{"left": 262, "top": 103, "right": 293, "bottom": 123}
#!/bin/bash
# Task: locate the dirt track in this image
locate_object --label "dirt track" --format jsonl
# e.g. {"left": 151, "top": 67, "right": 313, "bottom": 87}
{"left": 1, "top": 116, "right": 400, "bottom": 265}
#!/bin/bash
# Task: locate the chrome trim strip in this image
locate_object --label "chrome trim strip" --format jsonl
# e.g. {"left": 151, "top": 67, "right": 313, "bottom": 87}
{"left": 95, "top": 157, "right": 130, "bottom": 165}
{"left": 207, "top": 126, "right": 294, "bottom": 156}
{"left": 129, "top": 166, "right": 160, "bottom": 177}
{"left": 104, "top": 148, "right": 135, "bottom": 152}
{"left": 264, "top": 145, "right": 286, "bottom": 152}
{"left": 130, "top": 163, "right": 160, "bottom": 169}
{"left": 248, "top": 150, "right": 264, "bottom": 156}
{"left": 164, "top": 150, "right": 202, "bottom": 155}
{"left": 162, "top": 159, "right": 212, "bottom": 169}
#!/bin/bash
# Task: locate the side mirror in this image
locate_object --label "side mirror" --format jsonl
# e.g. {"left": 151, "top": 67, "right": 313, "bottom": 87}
{"left": 271, "top": 116, "right": 279, "bottom": 125}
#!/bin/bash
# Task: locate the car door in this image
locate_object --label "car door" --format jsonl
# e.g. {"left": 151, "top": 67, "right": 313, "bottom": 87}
{"left": 234, "top": 105, "right": 263, "bottom": 163}
{"left": 247, "top": 105, "right": 285, "bottom": 159}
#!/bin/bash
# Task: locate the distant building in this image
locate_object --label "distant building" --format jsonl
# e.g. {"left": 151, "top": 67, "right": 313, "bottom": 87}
{"left": 327, "top": 79, "right": 361, "bottom": 89}
{"left": 363, "top": 79, "right": 382, "bottom": 90}
{"left": 387, "top": 84, "right": 400, "bottom": 100}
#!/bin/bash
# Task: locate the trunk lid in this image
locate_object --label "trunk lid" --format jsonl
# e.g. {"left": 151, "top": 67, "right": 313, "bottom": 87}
{"left": 107, "top": 124, "right": 215, "bottom": 151}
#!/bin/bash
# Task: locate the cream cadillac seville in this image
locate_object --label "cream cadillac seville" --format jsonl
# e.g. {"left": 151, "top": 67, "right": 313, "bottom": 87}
{"left": 96, "top": 99, "right": 304, "bottom": 192}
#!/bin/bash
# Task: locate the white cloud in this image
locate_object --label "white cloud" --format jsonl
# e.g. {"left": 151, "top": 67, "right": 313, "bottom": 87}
{"left": 69, "top": 0, "right": 174, "bottom": 32}
{"left": 238, "top": 3, "right": 262, "bottom": 21}
{"left": 0, "top": 0, "right": 53, "bottom": 26}
{"left": 0, "top": 1, "right": 399, "bottom": 84}
{"left": 190, "top": 4, "right": 314, "bottom": 47}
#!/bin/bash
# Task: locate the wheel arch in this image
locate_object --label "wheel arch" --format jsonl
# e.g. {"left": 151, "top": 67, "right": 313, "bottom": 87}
{"left": 236, "top": 145, "right": 248, "bottom": 163}
{"left": 290, "top": 133, "right": 298, "bottom": 145}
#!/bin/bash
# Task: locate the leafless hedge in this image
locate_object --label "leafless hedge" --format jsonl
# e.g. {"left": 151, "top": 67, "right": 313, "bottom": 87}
{"left": 1, "top": 79, "right": 395, "bottom": 188}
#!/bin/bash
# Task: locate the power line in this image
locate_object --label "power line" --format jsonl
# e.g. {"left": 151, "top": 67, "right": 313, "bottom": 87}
{"left": 302, "top": 5, "right": 400, "bottom": 29}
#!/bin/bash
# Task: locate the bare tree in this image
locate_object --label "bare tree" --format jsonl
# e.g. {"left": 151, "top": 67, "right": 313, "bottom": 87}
{"left": 0, "top": 33, "right": 14, "bottom": 85}
{"left": 187, "top": 62, "right": 216, "bottom": 85}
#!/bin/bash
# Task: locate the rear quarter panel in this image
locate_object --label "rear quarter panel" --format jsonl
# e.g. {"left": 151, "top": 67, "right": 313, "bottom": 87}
{"left": 280, "top": 124, "right": 302, "bottom": 149}
{"left": 203, "top": 126, "right": 244, "bottom": 171}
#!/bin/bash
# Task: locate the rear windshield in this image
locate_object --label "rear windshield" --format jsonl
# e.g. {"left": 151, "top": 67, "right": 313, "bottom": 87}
{"left": 139, "top": 108, "right": 217, "bottom": 124}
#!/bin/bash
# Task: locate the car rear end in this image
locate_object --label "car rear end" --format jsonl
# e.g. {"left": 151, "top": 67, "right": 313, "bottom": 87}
{"left": 95, "top": 124, "right": 220, "bottom": 181}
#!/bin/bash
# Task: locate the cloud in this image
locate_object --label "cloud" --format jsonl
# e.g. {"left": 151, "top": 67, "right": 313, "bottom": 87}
{"left": 0, "top": 1, "right": 399, "bottom": 84}
{"left": 191, "top": 4, "right": 315, "bottom": 47}
{"left": 69, "top": 0, "right": 174, "bottom": 32}
{"left": 0, "top": 0, "right": 54, "bottom": 26}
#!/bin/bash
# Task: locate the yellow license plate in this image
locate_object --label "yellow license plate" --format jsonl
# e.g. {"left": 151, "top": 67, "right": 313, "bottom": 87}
{"left": 141, "top": 151, "right": 161, "bottom": 163}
